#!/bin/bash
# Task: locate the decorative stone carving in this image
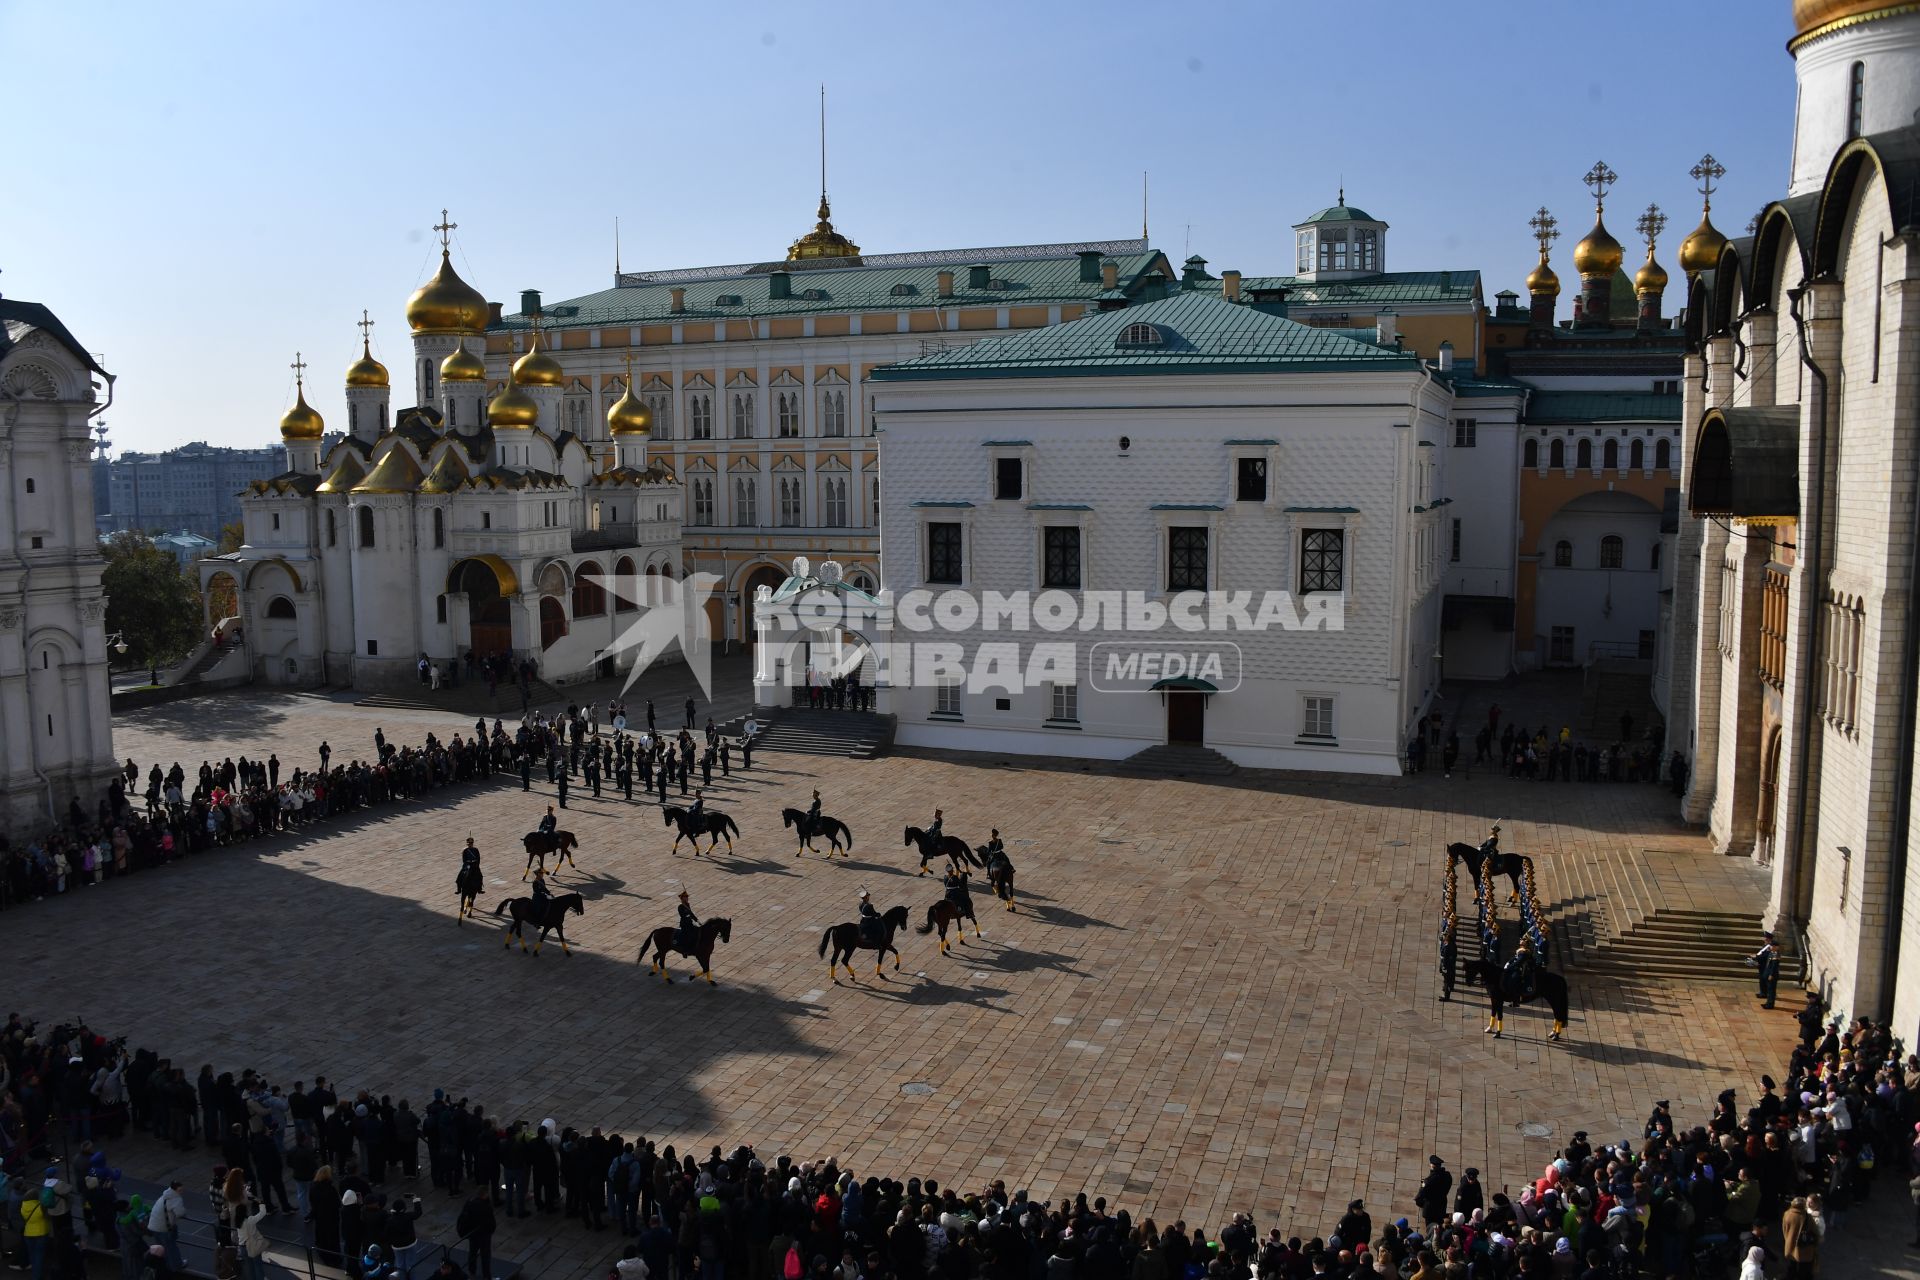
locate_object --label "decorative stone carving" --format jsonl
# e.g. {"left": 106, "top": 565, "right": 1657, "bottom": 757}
{"left": 1, "top": 362, "right": 60, "bottom": 399}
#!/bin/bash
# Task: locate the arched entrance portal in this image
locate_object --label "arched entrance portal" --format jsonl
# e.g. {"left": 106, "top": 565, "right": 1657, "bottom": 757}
{"left": 1757, "top": 726, "right": 1784, "bottom": 865}
{"left": 451, "top": 557, "right": 516, "bottom": 659}
{"left": 739, "top": 564, "right": 787, "bottom": 645}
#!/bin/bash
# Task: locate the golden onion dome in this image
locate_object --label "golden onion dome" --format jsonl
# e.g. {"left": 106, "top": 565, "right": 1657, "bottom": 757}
{"left": 406, "top": 250, "right": 489, "bottom": 335}
{"left": 1573, "top": 209, "right": 1624, "bottom": 277}
{"left": 607, "top": 382, "right": 653, "bottom": 436}
{"left": 345, "top": 339, "right": 389, "bottom": 389}
{"left": 488, "top": 381, "right": 540, "bottom": 429}
{"left": 1791, "top": 0, "right": 1906, "bottom": 46}
{"left": 787, "top": 195, "right": 862, "bottom": 261}
{"left": 511, "top": 330, "right": 564, "bottom": 387}
{"left": 1635, "top": 247, "right": 1669, "bottom": 296}
{"left": 279, "top": 385, "right": 325, "bottom": 440}
{"left": 1678, "top": 209, "right": 1730, "bottom": 276}
{"left": 1525, "top": 256, "right": 1561, "bottom": 297}
{"left": 440, "top": 343, "right": 487, "bottom": 384}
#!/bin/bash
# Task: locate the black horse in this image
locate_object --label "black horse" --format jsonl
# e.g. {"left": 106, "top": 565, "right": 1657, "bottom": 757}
{"left": 455, "top": 863, "right": 484, "bottom": 923}
{"left": 782, "top": 809, "right": 853, "bottom": 858}
{"left": 983, "top": 851, "right": 1016, "bottom": 911}
{"left": 493, "top": 893, "right": 586, "bottom": 956}
{"left": 663, "top": 805, "right": 739, "bottom": 856}
{"left": 904, "top": 826, "right": 978, "bottom": 876}
{"left": 1462, "top": 958, "right": 1570, "bottom": 1041}
{"left": 916, "top": 897, "right": 981, "bottom": 953}
{"left": 639, "top": 917, "right": 733, "bottom": 985}
{"left": 1446, "top": 841, "right": 1533, "bottom": 904}
{"left": 523, "top": 830, "right": 580, "bottom": 877}
{"left": 819, "top": 904, "right": 911, "bottom": 979}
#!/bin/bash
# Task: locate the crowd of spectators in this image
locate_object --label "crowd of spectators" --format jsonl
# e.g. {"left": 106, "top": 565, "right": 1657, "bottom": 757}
{"left": 0, "top": 995, "right": 1910, "bottom": 1280}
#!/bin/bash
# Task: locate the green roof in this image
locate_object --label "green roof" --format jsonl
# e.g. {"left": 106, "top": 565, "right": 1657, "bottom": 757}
{"left": 1231, "top": 270, "right": 1481, "bottom": 307}
{"left": 1297, "top": 204, "right": 1381, "bottom": 225}
{"left": 870, "top": 293, "right": 1421, "bottom": 382}
{"left": 1526, "top": 391, "right": 1682, "bottom": 424}
{"left": 1449, "top": 375, "right": 1529, "bottom": 398}
{"left": 495, "top": 244, "right": 1173, "bottom": 329}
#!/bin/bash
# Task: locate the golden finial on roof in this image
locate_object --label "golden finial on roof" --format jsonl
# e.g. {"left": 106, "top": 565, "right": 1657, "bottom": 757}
{"left": 788, "top": 86, "right": 860, "bottom": 261}
{"left": 280, "top": 352, "right": 325, "bottom": 440}
{"left": 511, "top": 320, "right": 564, "bottom": 387}
{"left": 406, "top": 210, "right": 489, "bottom": 335}
{"left": 1572, "top": 160, "right": 1623, "bottom": 278}
{"left": 1525, "top": 206, "right": 1562, "bottom": 297}
{"left": 345, "top": 311, "right": 389, "bottom": 388}
{"left": 441, "top": 343, "right": 486, "bottom": 384}
{"left": 607, "top": 351, "right": 653, "bottom": 436}
{"left": 1678, "top": 153, "right": 1730, "bottom": 277}
{"left": 1634, "top": 203, "right": 1670, "bottom": 296}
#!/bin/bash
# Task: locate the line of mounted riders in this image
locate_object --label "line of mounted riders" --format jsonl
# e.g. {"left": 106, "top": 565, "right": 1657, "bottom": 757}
{"left": 449, "top": 798, "right": 1021, "bottom": 983}
{"left": 1441, "top": 823, "right": 1573, "bottom": 1043}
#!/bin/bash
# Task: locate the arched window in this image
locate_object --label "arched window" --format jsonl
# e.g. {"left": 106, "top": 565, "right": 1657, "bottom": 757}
{"left": 1848, "top": 61, "right": 1866, "bottom": 139}
{"left": 357, "top": 505, "right": 376, "bottom": 548}
{"left": 1116, "top": 323, "right": 1164, "bottom": 348}
{"left": 613, "top": 556, "right": 637, "bottom": 611}
{"left": 824, "top": 476, "right": 848, "bottom": 527}
{"left": 539, "top": 597, "right": 568, "bottom": 650}
{"left": 1655, "top": 438, "right": 1672, "bottom": 470}
{"left": 572, "top": 563, "right": 606, "bottom": 617}
{"left": 349, "top": 403, "right": 358, "bottom": 433}
{"left": 821, "top": 389, "right": 848, "bottom": 436}
{"left": 1629, "top": 438, "right": 1645, "bottom": 470}
{"left": 734, "top": 476, "right": 757, "bottom": 526}
{"left": 1599, "top": 535, "right": 1624, "bottom": 569}
{"left": 1549, "top": 438, "right": 1565, "bottom": 468}
{"left": 1602, "top": 438, "right": 1619, "bottom": 469}
{"left": 689, "top": 394, "right": 713, "bottom": 439}
{"left": 1576, "top": 438, "right": 1593, "bottom": 469}
{"left": 1523, "top": 438, "right": 1539, "bottom": 468}
{"left": 731, "top": 394, "right": 753, "bottom": 438}
{"left": 1554, "top": 540, "right": 1573, "bottom": 568}
{"left": 326, "top": 509, "right": 337, "bottom": 547}
{"left": 432, "top": 508, "right": 445, "bottom": 549}
{"left": 265, "top": 596, "right": 296, "bottom": 620}
{"left": 777, "top": 393, "right": 800, "bottom": 437}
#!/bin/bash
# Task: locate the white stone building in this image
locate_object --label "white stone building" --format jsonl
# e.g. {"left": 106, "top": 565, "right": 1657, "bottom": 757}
{"left": 863, "top": 292, "right": 1454, "bottom": 774}
{"left": 1, "top": 297, "right": 118, "bottom": 827}
{"left": 1669, "top": 0, "right": 1920, "bottom": 1027}
{"left": 206, "top": 238, "right": 682, "bottom": 692}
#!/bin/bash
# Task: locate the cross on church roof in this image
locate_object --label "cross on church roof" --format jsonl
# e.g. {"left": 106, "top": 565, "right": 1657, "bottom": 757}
{"left": 357, "top": 309, "right": 376, "bottom": 341}
{"left": 1690, "top": 154, "right": 1726, "bottom": 201}
{"left": 1635, "top": 203, "right": 1668, "bottom": 249}
{"left": 290, "top": 351, "right": 307, "bottom": 386}
{"left": 1582, "top": 161, "right": 1617, "bottom": 207}
{"left": 1529, "top": 206, "right": 1560, "bottom": 254}
{"left": 434, "top": 209, "right": 457, "bottom": 250}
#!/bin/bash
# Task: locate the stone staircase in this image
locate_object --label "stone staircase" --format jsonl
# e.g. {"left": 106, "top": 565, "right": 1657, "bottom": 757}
{"left": 1576, "top": 908, "right": 1803, "bottom": 984}
{"left": 180, "top": 634, "right": 244, "bottom": 683}
{"left": 738, "top": 709, "right": 892, "bottom": 758}
{"left": 1121, "top": 743, "right": 1239, "bottom": 777}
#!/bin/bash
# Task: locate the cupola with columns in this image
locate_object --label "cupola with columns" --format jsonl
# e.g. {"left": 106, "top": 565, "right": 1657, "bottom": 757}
{"left": 1290, "top": 188, "right": 1389, "bottom": 283}
{"left": 406, "top": 210, "right": 489, "bottom": 406}
{"left": 279, "top": 352, "right": 325, "bottom": 474}
{"left": 487, "top": 361, "right": 540, "bottom": 469}
{"left": 344, "top": 311, "right": 390, "bottom": 444}
{"left": 510, "top": 322, "right": 564, "bottom": 435}
{"left": 606, "top": 353, "right": 652, "bottom": 471}
{"left": 438, "top": 341, "right": 487, "bottom": 435}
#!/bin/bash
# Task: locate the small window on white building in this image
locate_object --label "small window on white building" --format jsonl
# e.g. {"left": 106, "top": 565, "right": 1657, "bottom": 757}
{"left": 934, "top": 683, "right": 962, "bottom": 718}
{"left": 1300, "top": 529, "right": 1344, "bottom": 592}
{"left": 1235, "top": 457, "right": 1267, "bottom": 502}
{"left": 1453, "top": 419, "right": 1477, "bottom": 447}
{"left": 1048, "top": 682, "right": 1079, "bottom": 724}
{"left": 1599, "top": 535, "right": 1624, "bottom": 569}
{"left": 1554, "top": 540, "right": 1573, "bottom": 567}
{"left": 994, "top": 457, "right": 1023, "bottom": 500}
{"left": 1302, "top": 695, "right": 1335, "bottom": 739}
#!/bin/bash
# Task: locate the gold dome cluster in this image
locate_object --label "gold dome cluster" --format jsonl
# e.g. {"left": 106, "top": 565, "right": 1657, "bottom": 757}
{"left": 345, "top": 338, "right": 389, "bottom": 388}
{"left": 440, "top": 343, "right": 487, "bottom": 384}
{"left": 406, "top": 250, "right": 489, "bottom": 335}
{"left": 511, "top": 329, "right": 564, "bottom": 387}
{"left": 607, "top": 379, "right": 653, "bottom": 436}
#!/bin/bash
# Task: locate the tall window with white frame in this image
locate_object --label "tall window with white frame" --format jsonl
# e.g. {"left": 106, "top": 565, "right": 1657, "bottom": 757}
{"left": 821, "top": 389, "right": 847, "bottom": 436}
{"left": 994, "top": 457, "right": 1023, "bottom": 501}
{"left": 692, "top": 478, "right": 714, "bottom": 526}
{"left": 1301, "top": 694, "right": 1334, "bottom": 740}
{"left": 1048, "top": 681, "right": 1079, "bottom": 724}
{"left": 778, "top": 477, "right": 801, "bottom": 526}
{"left": 1848, "top": 61, "right": 1866, "bottom": 139}
{"left": 934, "top": 682, "right": 962, "bottom": 718}
{"left": 823, "top": 477, "right": 847, "bottom": 527}
{"left": 645, "top": 393, "right": 672, "bottom": 440}
{"left": 777, "top": 393, "right": 800, "bottom": 438}
{"left": 926, "top": 522, "right": 963, "bottom": 585}
{"left": 1167, "top": 526, "right": 1208, "bottom": 591}
{"left": 1300, "top": 528, "right": 1344, "bottom": 592}
{"left": 1453, "top": 418, "right": 1477, "bottom": 448}
{"left": 690, "top": 394, "right": 713, "bottom": 439}
{"left": 1295, "top": 229, "right": 1313, "bottom": 273}
{"left": 1235, "top": 457, "right": 1267, "bottom": 502}
{"left": 731, "top": 394, "right": 754, "bottom": 439}
{"left": 734, "top": 476, "right": 757, "bottom": 526}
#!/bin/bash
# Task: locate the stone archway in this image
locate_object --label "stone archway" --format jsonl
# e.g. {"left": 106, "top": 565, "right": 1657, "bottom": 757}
{"left": 738, "top": 564, "right": 787, "bottom": 645}
{"left": 451, "top": 557, "right": 516, "bottom": 658}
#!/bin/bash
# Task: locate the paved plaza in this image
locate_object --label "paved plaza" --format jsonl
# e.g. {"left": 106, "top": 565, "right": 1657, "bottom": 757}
{"left": 19, "top": 675, "right": 1910, "bottom": 1272}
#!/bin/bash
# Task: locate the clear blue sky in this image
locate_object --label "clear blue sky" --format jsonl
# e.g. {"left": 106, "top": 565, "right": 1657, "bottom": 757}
{"left": 2, "top": 0, "right": 1796, "bottom": 454}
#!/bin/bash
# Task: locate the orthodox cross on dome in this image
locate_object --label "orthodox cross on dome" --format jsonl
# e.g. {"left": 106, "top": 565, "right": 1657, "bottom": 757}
{"left": 1582, "top": 161, "right": 1617, "bottom": 210}
{"left": 1690, "top": 153, "right": 1726, "bottom": 211}
{"left": 1529, "top": 207, "right": 1560, "bottom": 255}
{"left": 357, "top": 309, "right": 376, "bottom": 341}
{"left": 434, "top": 210, "right": 457, "bottom": 251}
{"left": 1635, "top": 203, "right": 1668, "bottom": 250}
{"left": 290, "top": 351, "right": 308, "bottom": 387}
{"left": 621, "top": 348, "right": 637, "bottom": 392}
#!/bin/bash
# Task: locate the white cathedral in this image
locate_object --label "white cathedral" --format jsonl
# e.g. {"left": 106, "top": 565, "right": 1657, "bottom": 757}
{"left": 207, "top": 230, "right": 683, "bottom": 691}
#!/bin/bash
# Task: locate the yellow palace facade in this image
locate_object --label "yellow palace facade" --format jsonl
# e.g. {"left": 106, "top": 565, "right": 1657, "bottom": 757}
{"left": 476, "top": 198, "right": 1177, "bottom": 645}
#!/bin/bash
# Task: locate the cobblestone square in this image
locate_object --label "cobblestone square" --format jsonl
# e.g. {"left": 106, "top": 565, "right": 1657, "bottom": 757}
{"left": 12, "top": 680, "right": 1827, "bottom": 1264}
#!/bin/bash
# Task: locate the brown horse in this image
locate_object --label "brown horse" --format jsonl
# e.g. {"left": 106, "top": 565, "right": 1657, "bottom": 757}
{"left": 638, "top": 918, "right": 733, "bottom": 985}
{"left": 492, "top": 892, "right": 585, "bottom": 956}
{"left": 523, "top": 830, "right": 580, "bottom": 877}
{"left": 456, "top": 862, "right": 484, "bottom": 922}
{"left": 904, "top": 826, "right": 978, "bottom": 876}
{"left": 915, "top": 896, "right": 981, "bottom": 953}
{"left": 819, "top": 904, "right": 910, "bottom": 979}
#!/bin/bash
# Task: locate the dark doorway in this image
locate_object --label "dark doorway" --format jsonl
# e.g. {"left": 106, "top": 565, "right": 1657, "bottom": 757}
{"left": 1166, "top": 692, "right": 1205, "bottom": 744}
{"left": 455, "top": 559, "right": 513, "bottom": 659}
